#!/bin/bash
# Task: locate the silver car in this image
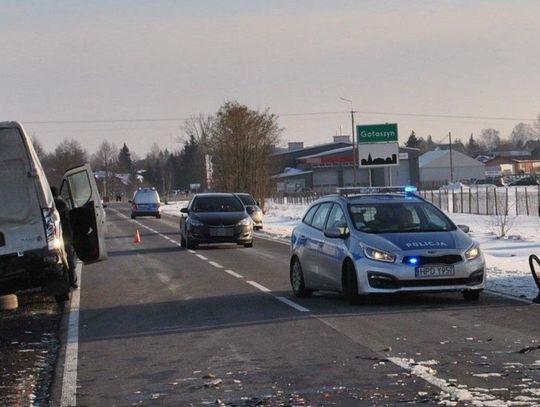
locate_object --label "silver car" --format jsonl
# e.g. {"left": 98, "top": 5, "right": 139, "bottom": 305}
{"left": 289, "top": 188, "right": 485, "bottom": 304}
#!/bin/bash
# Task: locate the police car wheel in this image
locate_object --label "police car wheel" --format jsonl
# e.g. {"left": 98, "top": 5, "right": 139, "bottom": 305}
{"left": 463, "top": 290, "right": 481, "bottom": 301}
{"left": 290, "top": 258, "right": 312, "bottom": 298}
{"left": 343, "top": 261, "right": 362, "bottom": 305}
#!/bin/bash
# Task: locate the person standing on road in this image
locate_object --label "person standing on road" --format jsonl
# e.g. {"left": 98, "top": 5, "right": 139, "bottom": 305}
{"left": 51, "top": 186, "right": 78, "bottom": 289}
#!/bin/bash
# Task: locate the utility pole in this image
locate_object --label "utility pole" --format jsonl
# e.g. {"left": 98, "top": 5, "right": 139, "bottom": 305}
{"left": 449, "top": 131, "right": 454, "bottom": 183}
{"left": 340, "top": 97, "right": 357, "bottom": 186}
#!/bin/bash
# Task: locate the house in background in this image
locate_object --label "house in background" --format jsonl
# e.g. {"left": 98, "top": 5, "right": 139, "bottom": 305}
{"left": 484, "top": 155, "right": 540, "bottom": 176}
{"left": 419, "top": 150, "right": 485, "bottom": 188}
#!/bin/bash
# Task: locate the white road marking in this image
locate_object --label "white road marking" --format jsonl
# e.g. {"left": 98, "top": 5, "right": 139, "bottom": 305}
{"left": 246, "top": 281, "right": 271, "bottom": 293}
{"left": 254, "top": 233, "right": 290, "bottom": 246}
{"left": 157, "top": 272, "right": 171, "bottom": 284}
{"left": 188, "top": 249, "right": 196, "bottom": 254}
{"left": 60, "top": 262, "right": 82, "bottom": 407}
{"left": 485, "top": 289, "right": 536, "bottom": 305}
{"left": 208, "top": 261, "right": 223, "bottom": 269}
{"left": 276, "top": 296, "right": 310, "bottom": 312}
{"left": 225, "top": 269, "right": 244, "bottom": 278}
{"left": 388, "top": 357, "right": 506, "bottom": 404}
{"left": 196, "top": 254, "right": 208, "bottom": 261}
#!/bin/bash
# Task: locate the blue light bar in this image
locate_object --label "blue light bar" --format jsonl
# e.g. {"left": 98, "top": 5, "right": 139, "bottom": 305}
{"left": 336, "top": 186, "right": 419, "bottom": 196}
{"left": 404, "top": 186, "right": 417, "bottom": 193}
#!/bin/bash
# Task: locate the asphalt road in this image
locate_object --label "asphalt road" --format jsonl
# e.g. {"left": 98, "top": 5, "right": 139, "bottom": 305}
{"left": 51, "top": 203, "right": 540, "bottom": 406}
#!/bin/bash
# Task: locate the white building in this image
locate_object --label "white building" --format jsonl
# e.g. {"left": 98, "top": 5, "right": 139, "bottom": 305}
{"left": 419, "top": 150, "right": 485, "bottom": 188}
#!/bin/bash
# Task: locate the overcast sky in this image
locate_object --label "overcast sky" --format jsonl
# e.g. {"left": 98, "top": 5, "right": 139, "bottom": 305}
{"left": 1, "top": 1, "right": 539, "bottom": 156}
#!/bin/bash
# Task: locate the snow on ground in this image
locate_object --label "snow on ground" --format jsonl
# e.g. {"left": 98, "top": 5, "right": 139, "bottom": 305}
{"left": 162, "top": 199, "right": 540, "bottom": 301}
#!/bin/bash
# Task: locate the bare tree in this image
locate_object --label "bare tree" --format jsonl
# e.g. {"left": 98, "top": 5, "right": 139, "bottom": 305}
{"left": 479, "top": 128, "right": 501, "bottom": 152}
{"left": 210, "top": 101, "right": 281, "bottom": 207}
{"left": 42, "top": 138, "right": 89, "bottom": 188}
{"left": 91, "top": 141, "right": 119, "bottom": 198}
{"left": 509, "top": 123, "right": 536, "bottom": 149}
{"left": 29, "top": 133, "right": 47, "bottom": 161}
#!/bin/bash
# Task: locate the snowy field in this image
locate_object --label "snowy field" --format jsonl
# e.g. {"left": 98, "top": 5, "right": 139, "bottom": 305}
{"left": 162, "top": 200, "right": 540, "bottom": 302}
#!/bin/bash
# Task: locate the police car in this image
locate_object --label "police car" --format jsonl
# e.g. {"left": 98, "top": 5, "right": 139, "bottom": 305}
{"left": 289, "top": 187, "right": 485, "bottom": 304}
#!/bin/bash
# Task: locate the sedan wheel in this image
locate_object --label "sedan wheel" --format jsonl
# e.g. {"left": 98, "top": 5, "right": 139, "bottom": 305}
{"left": 290, "top": 258, "right": 312, "bottom": 298}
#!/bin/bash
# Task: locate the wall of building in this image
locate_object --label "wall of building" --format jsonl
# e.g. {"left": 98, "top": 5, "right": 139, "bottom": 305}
{"left": 420, "top": 165, "right": 485, "bottom": 184}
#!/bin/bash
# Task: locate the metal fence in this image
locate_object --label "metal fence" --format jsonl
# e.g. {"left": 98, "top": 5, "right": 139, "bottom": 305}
{"left": 270, "top": 186, "right": 540, "bottom": 216}
{"left": 418, "top": 186, "right": 540, "bottom": 216}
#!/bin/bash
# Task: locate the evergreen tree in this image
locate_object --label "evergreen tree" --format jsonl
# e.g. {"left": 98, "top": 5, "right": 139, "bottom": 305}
{"left": 117, "top": 143, "right": 133, "bottom": 174}
{"left": 426, "top": 135, "right": 435, "bottom": 151}
{"left": 405, "top": 131, "right": 420, "bottom": 148}
{"left": 466, "top": 133, "right": 481, "bottom": 157}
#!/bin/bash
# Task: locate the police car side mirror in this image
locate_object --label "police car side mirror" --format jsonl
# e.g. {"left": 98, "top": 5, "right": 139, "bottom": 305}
{"left": 325, "top": 227, "right": 349, "bottom": 239}
{"left": 457, "top": 224, "right": 470, "bottom": 234}
{"left": 180, "top": 207, "right": 189, "bottom": 214}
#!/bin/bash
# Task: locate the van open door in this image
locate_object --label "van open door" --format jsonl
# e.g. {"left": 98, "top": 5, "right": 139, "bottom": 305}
{"left": 60, "top": 164, "right": 107, "bottom": 263}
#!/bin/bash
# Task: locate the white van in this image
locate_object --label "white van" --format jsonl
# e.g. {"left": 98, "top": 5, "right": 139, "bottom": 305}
{"left": 0, "top": 121, "right": 107, "bottom": 301}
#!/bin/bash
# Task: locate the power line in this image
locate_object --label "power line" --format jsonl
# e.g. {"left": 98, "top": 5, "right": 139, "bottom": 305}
{"left": 23, "top": 110, "right": 537, "bottom": 125}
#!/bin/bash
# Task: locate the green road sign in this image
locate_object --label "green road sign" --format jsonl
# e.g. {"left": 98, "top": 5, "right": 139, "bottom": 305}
{"left": 356, "top": 123, "right": 398, "bottom": 144}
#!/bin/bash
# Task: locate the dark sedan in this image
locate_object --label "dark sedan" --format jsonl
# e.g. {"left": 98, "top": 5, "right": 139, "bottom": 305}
{"left": 235, "top": 193, "right": 263, "bottom": 230}
{"left": 179, "top": 193, "right": 253, "bottom": 249}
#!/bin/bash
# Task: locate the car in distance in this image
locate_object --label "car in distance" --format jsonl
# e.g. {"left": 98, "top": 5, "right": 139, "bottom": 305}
{"left": 289, "top": 187, "right": 485, "bottom": 304}
{"left": 130, "top": 187, "right": 162, "bottom": 219}
{"left": 235, "top": 193, "right": 263, "bottom": 230}
{"left": 507, "top": 177, "right": 539, "bottom": 186}
{"left": 179, "top": 193, "right": 253, "bottom": 249}
{"left": 0, "top": 121, "right": 107, "bottom": 302}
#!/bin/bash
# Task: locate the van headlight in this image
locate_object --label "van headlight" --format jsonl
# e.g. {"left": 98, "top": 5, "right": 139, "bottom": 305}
{"left": 237, "top": 217, "right": 252, "bottom": 226}
{"left": 465, "top": 244, "right": 481, "bottom": 261}
{"left": 364, "top": 246, "right": 396, "bottom": 263}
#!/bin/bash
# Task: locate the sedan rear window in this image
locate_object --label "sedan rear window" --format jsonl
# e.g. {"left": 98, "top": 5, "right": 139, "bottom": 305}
{"left": 192, "top": 196, "right": 243, "bottom": 212}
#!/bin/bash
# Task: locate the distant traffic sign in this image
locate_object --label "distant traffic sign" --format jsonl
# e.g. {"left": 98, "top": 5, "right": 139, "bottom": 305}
{"left": 356, "top": 123, "right": 398, "bottom": 144}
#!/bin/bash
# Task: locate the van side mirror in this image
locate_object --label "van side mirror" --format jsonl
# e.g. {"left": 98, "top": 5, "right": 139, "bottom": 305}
{"left": 180, "top": 207, "right": 189, "bottom": 214}
{"left": 457, "top": 224, "right": 470, "bottom": 233}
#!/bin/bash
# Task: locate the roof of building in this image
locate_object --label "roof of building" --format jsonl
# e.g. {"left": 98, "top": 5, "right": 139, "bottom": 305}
{"left": 419, "top": 149, "right": 484, "bottom": 168}
{"left": 272, "top": 141, "right": 351, "bottom": 157}
{"left": 272, "top": 168, "right": 313, "bottom": 179}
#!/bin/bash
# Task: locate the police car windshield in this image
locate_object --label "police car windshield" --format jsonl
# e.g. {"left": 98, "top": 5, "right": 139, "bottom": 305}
{"left": 349, "top": 202, "right": 455, "bottom": 233}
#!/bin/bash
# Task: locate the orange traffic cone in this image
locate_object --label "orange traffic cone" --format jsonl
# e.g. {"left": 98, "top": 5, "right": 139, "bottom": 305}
{"left": 134, "top": 229, "right": 141, "bottom": 244}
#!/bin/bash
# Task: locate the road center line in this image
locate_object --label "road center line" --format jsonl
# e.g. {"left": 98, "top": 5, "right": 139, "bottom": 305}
{"left": 276, "top": 296, "right": 310, "bottom": 312}
{"left": 196, "top": 254, "right": 208, "bottom": 261}
{"left": 246, "top": 281, "right": 271, "bottom": 292}
{"left": 224, "top": 269, "right": 243, "bottom": 278}
{"left": 208, "top": 261, "right": 223, "bottom": 269}
{"left": 60, "top": 262, "right": 82, "bottom": 407}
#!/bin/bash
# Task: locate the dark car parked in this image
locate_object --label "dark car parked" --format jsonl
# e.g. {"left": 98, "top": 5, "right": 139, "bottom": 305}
{"left": 235, "top": 193, "right": 263, "bottom": 230}
{"left": 508, "top": 177, "right": 539, "bottom": 186}
{"left": 179, "top": 193, "right": 253, "bottom": 249}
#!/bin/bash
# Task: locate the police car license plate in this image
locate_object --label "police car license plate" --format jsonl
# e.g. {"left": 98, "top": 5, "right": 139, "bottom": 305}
{"left": 415, "top": 265, "right": 455, "bottom": 278}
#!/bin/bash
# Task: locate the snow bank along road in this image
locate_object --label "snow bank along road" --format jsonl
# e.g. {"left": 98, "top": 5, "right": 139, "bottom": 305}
{"left": 50, "top": 203, "right": 540, "bottom": 406}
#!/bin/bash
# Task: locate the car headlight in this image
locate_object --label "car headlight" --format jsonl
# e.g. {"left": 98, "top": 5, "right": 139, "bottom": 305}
{"left": 465, "top": 244, "right": 481, "bottom": 261}
{"left": 237, "top": 217, "right": 252, "bottom": 226}
{"left": 189, "top": 218, "right": 205, "bottom": 227}
{"left": 363, "top": 246, "right": 396, "bottom": 263}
